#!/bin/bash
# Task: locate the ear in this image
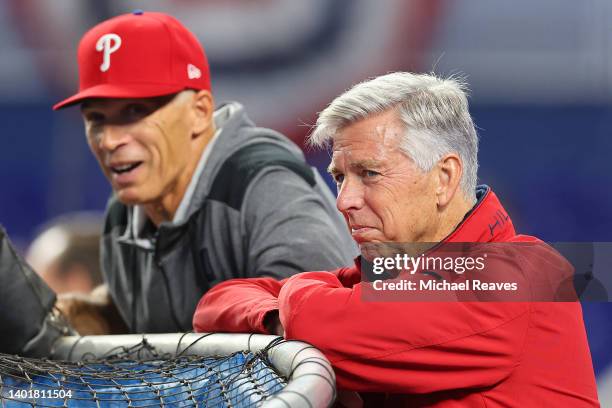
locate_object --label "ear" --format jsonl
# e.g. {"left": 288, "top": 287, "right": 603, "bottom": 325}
{"left": 435, "top": 153, "right": 463, "bottom": 208}
{"left": 191, "top": 90, "right": 215, "bottom": 137}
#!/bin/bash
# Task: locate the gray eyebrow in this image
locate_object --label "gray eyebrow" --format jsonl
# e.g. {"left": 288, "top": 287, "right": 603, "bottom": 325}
{"left": 351, "top": 159, "right": 383, "bottom": 170}
{"left": 327, "top": 159, "right": 384, "bottom": 175}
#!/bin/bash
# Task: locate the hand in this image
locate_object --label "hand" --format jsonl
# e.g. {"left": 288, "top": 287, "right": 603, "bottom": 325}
{"left": 55, "top": 285, "right": 127, "bottom": 335}
{"left": 263, "top": 310, "right": 284, "bottom": 337}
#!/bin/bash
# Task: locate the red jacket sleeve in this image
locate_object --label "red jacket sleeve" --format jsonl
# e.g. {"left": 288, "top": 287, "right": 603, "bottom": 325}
{"left": 192, "top": 266, "right": 356, "bottom": 334}
{"left": 278, "top": 271, "right": 530, "bottom": 393}
{"left": 192, "top": 277, "right": 282, "bottom": 334}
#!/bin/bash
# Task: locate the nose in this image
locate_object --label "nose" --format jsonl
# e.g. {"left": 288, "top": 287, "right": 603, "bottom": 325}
{"left": 94, "top": 124, "right": 130, "bottom": 152}
{"left": 336, "top": 177, "right": 365, "bottom": 214}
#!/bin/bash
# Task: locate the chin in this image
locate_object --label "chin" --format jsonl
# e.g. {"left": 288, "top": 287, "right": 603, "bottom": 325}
{"left": 359, "top": 246, "right": 379, "bottom": 261}
{"left": 114, "top": 188, "right": 147, "bottom": 205}
{"left": 358, "top": 241, "right": 388, "bottom": 260}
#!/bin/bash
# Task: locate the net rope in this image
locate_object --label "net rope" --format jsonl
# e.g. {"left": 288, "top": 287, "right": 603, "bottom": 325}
{"left": 0, "top": 337, "right": 288, "bottom": 407}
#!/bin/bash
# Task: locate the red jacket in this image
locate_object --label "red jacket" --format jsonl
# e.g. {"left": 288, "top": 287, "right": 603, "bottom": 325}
{"left": 193, "top": 188, "right": 599, "bottom": 407}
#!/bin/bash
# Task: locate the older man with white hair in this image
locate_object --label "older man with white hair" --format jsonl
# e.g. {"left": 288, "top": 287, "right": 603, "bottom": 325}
{"left": 193, "top": 72, "right": 599, "bottom": 407}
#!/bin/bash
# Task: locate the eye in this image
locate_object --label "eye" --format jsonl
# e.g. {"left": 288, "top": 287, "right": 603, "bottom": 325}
{"left": 362, "top": 169, "right": 380, "bottom": 178}
{"left": 84, "top": 112, "right": 105, "bottom": 125}
{"left": 333, "top": 173, "right": 345, "bottom": 185}
{"left": 124, "top": 103, "right": 151, "bottom": 121}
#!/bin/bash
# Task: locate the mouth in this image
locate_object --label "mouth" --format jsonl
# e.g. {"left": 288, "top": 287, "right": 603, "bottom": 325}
{"left": 350, "top": 225, "right": 376, "bottom": 243}
{"left": 110, "top": 162, "right": 143, "bottom": 175}
{"left": 350, "top": 224, "right": 371, "bottom": 232}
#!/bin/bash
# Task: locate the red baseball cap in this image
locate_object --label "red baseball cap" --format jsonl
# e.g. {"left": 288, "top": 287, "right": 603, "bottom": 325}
{"left": 53, "top": 10, "right": 211, "bottom": 110}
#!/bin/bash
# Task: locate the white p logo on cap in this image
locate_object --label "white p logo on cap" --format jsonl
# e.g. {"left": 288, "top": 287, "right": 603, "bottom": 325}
{"left": 96, "top": 33, "right": 122, "bottom": 72}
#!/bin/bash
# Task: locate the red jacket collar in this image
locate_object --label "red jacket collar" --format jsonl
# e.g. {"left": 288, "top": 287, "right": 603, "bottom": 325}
{"left": 445, "top": 186, "right": 516, "bottom": 243}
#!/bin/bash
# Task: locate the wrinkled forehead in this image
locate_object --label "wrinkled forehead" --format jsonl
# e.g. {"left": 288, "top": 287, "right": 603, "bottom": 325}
{"left": 330, "top": 112, "right": 405, "bottom": 163}
{"left": 332, "top": 109, "right": 404, "bottom": 147}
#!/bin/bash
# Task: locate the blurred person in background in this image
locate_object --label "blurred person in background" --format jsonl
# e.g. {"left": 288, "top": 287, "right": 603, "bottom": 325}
{"left": 52, "top": 11, "right": 356, "bottom": 334}
{"left": 27, "top": 212, "right": 103, "bottom": 294}
{"left": 26, "top": 212, "right": 126, "bottom": 335}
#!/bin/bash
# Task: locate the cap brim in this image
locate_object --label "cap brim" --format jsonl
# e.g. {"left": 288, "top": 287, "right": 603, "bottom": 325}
{"left": 53, "top": 83, "right": 186, "bottom": 110}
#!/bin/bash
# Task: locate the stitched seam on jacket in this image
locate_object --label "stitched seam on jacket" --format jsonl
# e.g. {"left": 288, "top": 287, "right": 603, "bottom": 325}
{"left": 514, "top": 302, "right": 533, "bottom": 370}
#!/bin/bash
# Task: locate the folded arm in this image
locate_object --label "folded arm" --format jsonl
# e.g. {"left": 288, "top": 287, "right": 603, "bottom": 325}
{"left": 277, "top": 272, "right": 530, "bottom": 393}
{"left": 194, "top": 263, "right": 529, "bottom": 394}
{"left": 192, "top": 265, "right": 358, "bottom": 334}
{"left": 193, "top": 277, "right": 282, "bottom": 334}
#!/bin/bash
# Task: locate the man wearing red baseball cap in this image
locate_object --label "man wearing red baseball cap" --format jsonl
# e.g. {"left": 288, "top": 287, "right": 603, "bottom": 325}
{"left": 53, "top": 11, "right": 356, "bottom": 333}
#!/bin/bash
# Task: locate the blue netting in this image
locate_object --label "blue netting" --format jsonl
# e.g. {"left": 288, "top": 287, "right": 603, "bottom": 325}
{"left": 0, "top": 350, "right": 286, "bottom": 407}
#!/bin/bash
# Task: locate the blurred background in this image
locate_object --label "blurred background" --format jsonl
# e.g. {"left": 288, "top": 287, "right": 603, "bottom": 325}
{"left": 0, "top": 0, "right": 611, "bottom": 401}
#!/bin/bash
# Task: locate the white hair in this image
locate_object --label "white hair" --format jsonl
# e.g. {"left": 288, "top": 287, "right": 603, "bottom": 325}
{"left": 309, "top": 72, "right": 479, "bottom": 200}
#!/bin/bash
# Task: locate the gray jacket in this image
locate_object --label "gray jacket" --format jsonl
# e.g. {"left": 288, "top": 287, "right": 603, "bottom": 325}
{"left": 102, "top": 102, "right": 357, "bottom": 333}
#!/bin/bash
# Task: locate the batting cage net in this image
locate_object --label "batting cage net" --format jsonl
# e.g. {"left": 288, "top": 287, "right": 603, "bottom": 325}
{"left": 0, "top": 333, "right": 336, "bottom": 408}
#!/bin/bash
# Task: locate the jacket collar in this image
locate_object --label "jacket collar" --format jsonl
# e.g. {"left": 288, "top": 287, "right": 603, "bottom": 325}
{"left": 444, "top": 185, "right": 516, "bottom": 243}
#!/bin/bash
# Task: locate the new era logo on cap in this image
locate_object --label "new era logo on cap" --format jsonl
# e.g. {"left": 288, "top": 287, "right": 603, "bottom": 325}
{"left": 53, "top": 11, "right": 211, "bottom": 110}
{"left": 187, "top": 64, "right": 201, "bottom": 79}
